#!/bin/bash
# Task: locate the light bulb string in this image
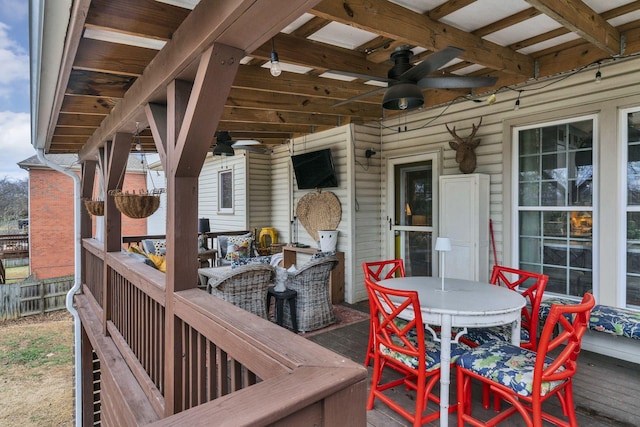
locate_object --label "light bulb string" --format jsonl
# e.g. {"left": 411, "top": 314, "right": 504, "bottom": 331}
{"left": 379, "top": 52, "right": 640, "bottom": 133}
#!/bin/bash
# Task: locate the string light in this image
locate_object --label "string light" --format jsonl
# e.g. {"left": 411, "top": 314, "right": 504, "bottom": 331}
{"left": 134, "top": 122, "right": 142, "bottom": 151}
{"left": 514, "top": 91, "right": 522, "bottom": 111}
{"left": 595, "top": 62, "right": 602, "bottom": 83}
{"left": 269, "top": 38, "right": 281, "bottom": 77}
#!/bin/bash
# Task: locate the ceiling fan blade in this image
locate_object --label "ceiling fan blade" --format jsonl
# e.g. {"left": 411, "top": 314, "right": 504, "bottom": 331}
{"left": 400, "top": 46, "right": 464, "bottom": 82}
{"left": 417, "top": 75, "right": 498, "bottom": 89}
{"left": 332, "top": 86, "right": 388, "bottom": 107}
{"left": 327, "top": 69, "right": 393, "bottom": 83}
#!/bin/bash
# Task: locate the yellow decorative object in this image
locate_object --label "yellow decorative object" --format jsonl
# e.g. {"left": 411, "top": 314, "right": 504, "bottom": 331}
{"left": 127, "top": 245, "right": 146, "bottom": 256}
{"left": 148, "top": 253, "right": 166, "bottom": 272}
{"left": 259, "top": 227, "right": 278, "bottom": 248}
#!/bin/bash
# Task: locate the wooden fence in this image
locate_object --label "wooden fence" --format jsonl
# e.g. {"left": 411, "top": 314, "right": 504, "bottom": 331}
{"left": 0, "top": 275, "right": 74, "bottom": 321}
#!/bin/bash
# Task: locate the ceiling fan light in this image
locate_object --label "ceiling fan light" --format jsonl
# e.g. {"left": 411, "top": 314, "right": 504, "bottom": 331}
{"left": 382, "top": 83, "right": 424, "bottom": 111}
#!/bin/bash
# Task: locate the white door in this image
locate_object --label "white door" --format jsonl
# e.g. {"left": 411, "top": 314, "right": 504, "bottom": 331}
{"left": 386, "top": 152, "right": 440, "bottom": 276}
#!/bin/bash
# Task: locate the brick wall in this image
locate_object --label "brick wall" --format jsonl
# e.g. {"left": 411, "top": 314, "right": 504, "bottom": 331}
{"left": 30, "top": 169, "right": 149, "bottom": 279}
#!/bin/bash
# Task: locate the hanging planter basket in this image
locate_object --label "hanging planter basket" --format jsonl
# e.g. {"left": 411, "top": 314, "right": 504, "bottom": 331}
{"left": 83, "top": 199, "right": 104, "bottom": 216}
{"left": 108, "top": 189, "right": 165, "bottom": 219}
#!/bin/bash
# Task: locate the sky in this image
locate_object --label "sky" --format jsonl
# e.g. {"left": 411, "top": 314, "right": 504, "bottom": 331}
{"left": 0, "top": 0, "right": 33, "bottom": 182}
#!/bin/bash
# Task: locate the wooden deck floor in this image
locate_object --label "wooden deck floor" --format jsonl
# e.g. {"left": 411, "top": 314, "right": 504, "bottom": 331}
{"left": 307, "top": 303, "right": 640, "bottom": 427}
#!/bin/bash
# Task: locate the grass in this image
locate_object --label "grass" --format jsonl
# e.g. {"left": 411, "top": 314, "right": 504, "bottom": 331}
{"left": 0, "top": 311, "right": 74, "bottom": 426}
{"left": 4, "top": 265, "right": 29, "bottom": 283}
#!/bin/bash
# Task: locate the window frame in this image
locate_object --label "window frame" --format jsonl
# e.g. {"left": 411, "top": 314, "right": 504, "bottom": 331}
{"left": 622, "top": 106, "right": 640, "bottom": 308}
{"left": 217, "top": 168, "right": 234, "bottom": 214}
{"left": 512, "top": 114, "right": 598, "bottom": 298}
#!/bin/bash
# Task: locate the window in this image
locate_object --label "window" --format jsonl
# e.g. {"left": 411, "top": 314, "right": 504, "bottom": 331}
{"left": 515, "top": 117, "right": 595, "bottom": 297}
{"left": 624, "top": 107, "right": 640, "bottom": 308}
{"left": 218, "top": 169, "right": 233, "bottom": 213}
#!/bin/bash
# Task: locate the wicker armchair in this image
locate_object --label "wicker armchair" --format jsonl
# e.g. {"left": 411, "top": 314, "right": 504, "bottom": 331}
{"left": 207, "top": 263, "right": 275, "bottom": 319}
{"left": 282, "top": 256, "right": 339, "bottom": 332}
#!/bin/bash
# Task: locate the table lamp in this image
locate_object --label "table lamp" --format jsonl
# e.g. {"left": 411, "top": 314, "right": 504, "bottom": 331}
{"left": 435, "top": 237, "right": 451, "bottom": 291}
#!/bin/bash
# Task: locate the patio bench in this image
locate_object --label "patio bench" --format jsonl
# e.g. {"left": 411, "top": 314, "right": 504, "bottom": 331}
{"left": 539, "top": 298, "right": 640, "bottom": 341}
{"left": 539, "top": 299, "right": 640, "bottom": 364}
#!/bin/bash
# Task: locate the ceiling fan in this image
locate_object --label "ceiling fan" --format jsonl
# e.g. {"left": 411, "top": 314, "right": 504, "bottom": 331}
{"left": 333, "top": 46, "right": 498, "bottom": 110}
{"left": 213, "top": 131, "right": 270, "bottom": 156}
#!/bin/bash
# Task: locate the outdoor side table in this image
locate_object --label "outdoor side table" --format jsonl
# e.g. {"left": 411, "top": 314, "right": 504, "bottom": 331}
{"left": 267, "top": 287, "right": 298, "bottom": 333}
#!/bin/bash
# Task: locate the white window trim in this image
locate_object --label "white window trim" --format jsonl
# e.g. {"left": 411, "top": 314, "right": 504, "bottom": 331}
{"left": 620, "top": 106, "right": 640, "bottom": 307}
{"left": 217, "top": 168, "right": 234, "bottom": 214}
{"left": 511, "top": 114, "right": 599, "bottom": 298}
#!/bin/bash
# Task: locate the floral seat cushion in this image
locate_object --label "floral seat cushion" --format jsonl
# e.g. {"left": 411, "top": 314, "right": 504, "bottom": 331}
{"left": 538, "top": 297, "right": 574, "bottom": 322}
{"left": 589, "top": 304, "right": 640, "bottom": 340}
{"left": 463, "top": 325, "right": 530, "bottom": 347}
{"left": 456, "top": 340, "right": 566, "bottom": 397}
{"left": 379, "top": 326, "right": 469, "bottom": 372}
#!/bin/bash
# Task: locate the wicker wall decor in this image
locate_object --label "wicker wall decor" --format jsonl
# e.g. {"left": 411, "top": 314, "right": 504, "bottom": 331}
{"left": 108, "top": 189, "right": 165, "bottom": 219}
{"left": 84, "top": 200, "right": 104, "bottom": 216}
{"left": 295, "top": 190, "right": 341, "bottom": 242}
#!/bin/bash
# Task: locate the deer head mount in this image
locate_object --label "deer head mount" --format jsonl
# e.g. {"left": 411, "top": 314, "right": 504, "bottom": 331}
{"left": 446, "top": 117, "right": 483, "bottom": 174}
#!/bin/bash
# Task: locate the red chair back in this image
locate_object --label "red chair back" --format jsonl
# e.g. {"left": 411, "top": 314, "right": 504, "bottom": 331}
{"left": 363, "top": 259, "right": 405, "bottom": 281}
{"left": 535, "top": 292, "right": 595, "bottom": 388}
{"left": 362, "top": 260, "right": 406, "bottom": 366}
{"left": 365, "top": 277, "right": 425, "bottom": 368}
{"left": 490, "top": 265, "right": 548, "bottom": 350}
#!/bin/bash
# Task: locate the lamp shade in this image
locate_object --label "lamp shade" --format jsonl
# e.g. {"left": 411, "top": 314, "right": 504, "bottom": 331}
{"left": 198, "top": 218, "right": 210, "bottom": 234}
{"left": 435, "top": 237, "right": 451, "bottom": 251}
{"left": 382, "top": 83, "right": 424, "bottom": 110}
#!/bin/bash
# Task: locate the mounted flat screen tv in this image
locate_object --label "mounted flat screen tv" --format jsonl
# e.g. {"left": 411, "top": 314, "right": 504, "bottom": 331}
{"left": 291, "top": 148, "right": 338, "bottom": 190}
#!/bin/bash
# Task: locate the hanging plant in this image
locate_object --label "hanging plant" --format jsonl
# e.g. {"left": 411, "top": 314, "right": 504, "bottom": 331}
{"left": 108, "top": 189, "right": 165, "bottom": 219}
{"left": 83, "top": 199, "right": 104, "bottom": 216}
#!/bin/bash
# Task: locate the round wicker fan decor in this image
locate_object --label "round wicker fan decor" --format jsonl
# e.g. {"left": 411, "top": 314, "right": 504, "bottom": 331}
{"left": 296, "top": 191, "right": 341, "bottom": 242}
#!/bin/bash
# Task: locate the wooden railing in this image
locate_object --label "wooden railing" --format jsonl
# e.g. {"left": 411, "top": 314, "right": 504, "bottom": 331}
{"left": 0, "top": 233, "right": 29, "bottom": 259}
{"left": 78, "top": 238, "right": 367, "bottom": 425}
{"left": 83, "top": 239, "right": 104, "bottom": 308}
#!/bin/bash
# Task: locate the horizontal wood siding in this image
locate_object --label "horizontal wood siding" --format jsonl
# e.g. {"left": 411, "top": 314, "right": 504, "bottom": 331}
{"left": 270, "top": 146, "right": 294, "bottom": 244}
{"left": 198, "top": 154, "right": 248, "bottom": 231}
{"left": 246, "top": 152, "right": 272, "bottom": 235}
{"left": 350, "top": 123, "right": 383, "bottom": 303}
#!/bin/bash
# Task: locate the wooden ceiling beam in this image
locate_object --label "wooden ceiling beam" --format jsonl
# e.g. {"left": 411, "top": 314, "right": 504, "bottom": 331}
{"left": 74, "top": 38, "right": 156, "bottom": 76}
{"left": 226, "top": 87, "right": 381, "bottom": 118}
{"left": 218, "top": 121, "right": 333, "bottom": 134}
{"left": 311, "top": 0, "right": 534, "bottom": 77}
{"left": 428, "top": 0, "right": 476, "bottom": 21}
{"left": 85, "top": 0, "right": 188, "bottom": 41}
{"left": 78, "top": 0, "right": 324, "bottom": 161}
{"left": 251, "top": 33, "right": 390, "bottom": 78}
{"left": 525, "top": 0, "right": 621, "bottom": 56}
{"left": 232, "top": 65, "right": 382, "bottom": 104}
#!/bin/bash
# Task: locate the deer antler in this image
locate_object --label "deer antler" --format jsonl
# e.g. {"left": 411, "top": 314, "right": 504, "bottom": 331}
{"left": 468, "top": 116, "right": 483, "bottom": 140}
{"left": 445, "top": 123, "right": 464, "bottom": 144}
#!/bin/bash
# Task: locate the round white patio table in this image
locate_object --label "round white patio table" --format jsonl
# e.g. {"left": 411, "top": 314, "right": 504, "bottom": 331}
{"left": 378, "top": 276, "right": 526, "bottom": 427}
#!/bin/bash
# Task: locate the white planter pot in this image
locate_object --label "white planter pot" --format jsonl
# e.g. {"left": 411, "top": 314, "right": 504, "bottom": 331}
{"left": 318, "top": 230, "right": 338, "bottom": 252}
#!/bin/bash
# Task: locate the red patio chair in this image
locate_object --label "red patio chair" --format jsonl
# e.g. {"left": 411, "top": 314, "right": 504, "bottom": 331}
{"left": 362, "top": 259, "right": 405, "bottom": 366}
{"left": 461, "top": 265, "right": 549, "bottom": 409}
{"left": 364, "top": 277, "right": 468, "bottom": 427}
{"left": 456, "top": 293, "right": 595, "bottom": 427}
{"left": 463, "top": 265, "right": 549, "bottom": 351}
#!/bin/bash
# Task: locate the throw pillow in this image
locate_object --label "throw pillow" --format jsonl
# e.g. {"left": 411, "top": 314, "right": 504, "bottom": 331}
{"left": 125, "top": 251, "right": 157, "bottom": 269}
{"left": 231, "top": 255, "right": 272, "bottom": 269}
{"left": 148, "top": 253, "right": 167, "bottom": 272}
{"left": 225, "top": 235, "right": 253, "bottom": 261}
{"left": 310, "top": 250, "right": 336, "bottom": 260}
{"left": 127, "top": 244, "right": 146, "bottom": 256}
{"left": 142, "top": 239, "right": 166, "bottom": 256}
{"left": 218, "top": 232, "right": 252, "bottom": 259}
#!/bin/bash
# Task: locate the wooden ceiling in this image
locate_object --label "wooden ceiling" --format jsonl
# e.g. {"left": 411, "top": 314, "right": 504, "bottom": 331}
{"left": 46, "top": 0, "right": 640, "bottom": 155}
